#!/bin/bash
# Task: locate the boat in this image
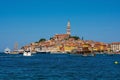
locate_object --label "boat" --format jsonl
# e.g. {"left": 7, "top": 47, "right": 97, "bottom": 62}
{"left": 4, "top": 48, "right": 11, "bottom": 54}
{"left": 11, "top": 42, "right": 19, "bottom": 54}
{"left": 23, "top": 50, "right": 32, "bottom": 56}
{"left": 11, "top": 50, "right": 19, "bottom": 54}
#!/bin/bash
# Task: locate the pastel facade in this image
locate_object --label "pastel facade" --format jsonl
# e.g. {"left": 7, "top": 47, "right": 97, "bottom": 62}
{"left": 110, "top": 42, "right": 120, "bottom": 52}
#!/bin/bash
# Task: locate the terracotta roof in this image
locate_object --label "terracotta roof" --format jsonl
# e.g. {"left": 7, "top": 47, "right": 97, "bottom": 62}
{"left": 111, "top": 42, "right": 120, "bottom": 44}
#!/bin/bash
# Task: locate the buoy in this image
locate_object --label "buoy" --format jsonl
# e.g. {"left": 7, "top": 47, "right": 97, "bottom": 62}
{"left": 114, "top": 61, "right": 119, "bottom": 64}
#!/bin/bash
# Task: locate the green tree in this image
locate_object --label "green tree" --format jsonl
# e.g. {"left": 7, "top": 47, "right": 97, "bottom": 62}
{"left": 69, "top": 36, "right": 80, "bottom": 40}
{"left": 35, "top": 41, "right": 39, "bottom": 43}
{"left": 50, "top": 37, "right": 53, "bottom": 40}
{"left": 39, "top": 38, "right": 46, "bottom": 42}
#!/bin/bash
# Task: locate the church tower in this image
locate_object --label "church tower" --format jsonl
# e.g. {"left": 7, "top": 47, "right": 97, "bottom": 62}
{"left": 66, "top": 20, "right": 71, "bottom": 35}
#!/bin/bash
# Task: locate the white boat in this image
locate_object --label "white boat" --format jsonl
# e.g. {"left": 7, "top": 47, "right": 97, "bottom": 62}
{"left": 4, "top": 48, "right": 11, "bottom": 54}
{"left": 23, "top": 50, "right": 32, "bottom": 56}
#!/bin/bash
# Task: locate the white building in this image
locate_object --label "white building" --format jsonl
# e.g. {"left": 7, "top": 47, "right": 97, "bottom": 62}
{"left": 110, "top": 42, "right": 120, "bottom": 52}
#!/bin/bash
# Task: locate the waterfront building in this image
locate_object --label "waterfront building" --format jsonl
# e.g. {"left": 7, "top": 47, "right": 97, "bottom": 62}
{"left": 110, "top": 42, "right": 120, "bottom": 53}
{"left": 93, "top": 42, "right": 107, "bottom": 52}
{"left": 30, "top": 42, "right": 38, "bottom": 52}
{"left": 64, "top": 45, "right": 77, "bottom": 53}
{"left": 21, "top": 45, "right": 29, "bottom": 50}
{"left": 107, "top": 44, "right": 111, "bottom": 53}
{"left": 50, "top": 46, "right": 61, "bottom": 53}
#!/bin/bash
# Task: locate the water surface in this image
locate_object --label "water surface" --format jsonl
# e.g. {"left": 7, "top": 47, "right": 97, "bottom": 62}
{"left": 0, "top": 53, "right": 120, "bottom": 80}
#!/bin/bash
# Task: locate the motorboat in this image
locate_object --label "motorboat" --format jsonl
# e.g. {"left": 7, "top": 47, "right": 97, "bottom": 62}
{"left": 4, "top": 48, "right": 11, "bottom": 54}
{"left": 23, "top": 50, "right": 32, "bottom": 56}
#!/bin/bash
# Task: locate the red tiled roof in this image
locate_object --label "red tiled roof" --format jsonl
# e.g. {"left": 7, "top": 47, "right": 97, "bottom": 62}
{"left": 111, "top": 42, "right": 120, "bottom": 44}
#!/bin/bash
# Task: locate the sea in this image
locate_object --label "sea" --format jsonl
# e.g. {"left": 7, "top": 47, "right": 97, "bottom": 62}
{"left": 0, "top": 53, "right": 120, "bottom": 80}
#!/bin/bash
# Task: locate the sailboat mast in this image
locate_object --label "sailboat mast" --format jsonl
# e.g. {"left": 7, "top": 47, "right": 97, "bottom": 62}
{"left": 14, "top": 42, "right": 18, "bottom": 51}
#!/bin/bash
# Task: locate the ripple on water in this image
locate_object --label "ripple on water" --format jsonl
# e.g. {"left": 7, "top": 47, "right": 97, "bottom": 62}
{"left": 0, "top": 53, "right": 120, "bottom": 80}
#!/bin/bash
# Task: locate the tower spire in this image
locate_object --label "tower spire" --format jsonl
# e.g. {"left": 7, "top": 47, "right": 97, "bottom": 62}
{"left": 67, "top": 20, "right": 71, "bottom": 35}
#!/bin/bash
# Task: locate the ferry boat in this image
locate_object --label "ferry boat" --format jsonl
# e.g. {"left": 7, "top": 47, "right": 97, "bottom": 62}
{"left": 4, "top": 48, "right": 11, "bottom": 54}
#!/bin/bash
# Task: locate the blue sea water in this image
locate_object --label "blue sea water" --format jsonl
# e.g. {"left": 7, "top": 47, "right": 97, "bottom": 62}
{"left": 0, "top": 53, "right": 120, "bottom": 80}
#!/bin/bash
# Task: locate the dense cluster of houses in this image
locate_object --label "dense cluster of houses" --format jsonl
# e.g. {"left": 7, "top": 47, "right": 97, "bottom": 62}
{"left": 21, "top": 34, "right": 120, "bottom": 54}
{"left": 21, "top": 20, "right": 120, "bottom": 54}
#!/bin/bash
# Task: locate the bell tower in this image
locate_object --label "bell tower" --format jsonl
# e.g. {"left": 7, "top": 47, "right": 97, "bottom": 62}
{"left": 67, "top": 20, "right": 71, "bottom": 35}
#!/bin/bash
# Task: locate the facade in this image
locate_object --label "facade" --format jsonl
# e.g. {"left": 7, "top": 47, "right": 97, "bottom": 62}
{"left": 110, "top": 42, "right": 120, "bottom": 53}
{"left": 53, "top": 34, "right": 69, "bottom": 41}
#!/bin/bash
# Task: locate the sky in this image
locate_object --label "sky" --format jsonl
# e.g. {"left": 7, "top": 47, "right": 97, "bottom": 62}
{"left": 0, "top": 0, "right": 120, "bottom": 51}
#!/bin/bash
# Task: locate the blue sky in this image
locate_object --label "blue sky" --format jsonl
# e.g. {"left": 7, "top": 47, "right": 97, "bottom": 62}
{"left": 0, "top": 0, "right": 120, "bottom": 51}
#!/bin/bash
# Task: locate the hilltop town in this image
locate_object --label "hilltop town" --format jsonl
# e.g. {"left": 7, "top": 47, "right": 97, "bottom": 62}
{"left": 21, "top": 20, "right": 120, "bottom": 54}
